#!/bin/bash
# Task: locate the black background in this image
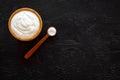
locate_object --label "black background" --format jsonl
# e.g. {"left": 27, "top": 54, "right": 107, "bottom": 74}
{"left": 1, "top": 0, "right": 120, "bottom": 80}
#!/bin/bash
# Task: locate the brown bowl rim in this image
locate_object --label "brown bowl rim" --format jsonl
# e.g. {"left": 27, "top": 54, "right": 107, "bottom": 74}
{"left": 8, "top": 8, "right": 43, "bottom": 41}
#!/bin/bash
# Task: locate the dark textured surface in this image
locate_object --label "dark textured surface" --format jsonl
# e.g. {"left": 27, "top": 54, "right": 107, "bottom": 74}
{"left": 1, "top": 0, "right": 120, "bottom": 80}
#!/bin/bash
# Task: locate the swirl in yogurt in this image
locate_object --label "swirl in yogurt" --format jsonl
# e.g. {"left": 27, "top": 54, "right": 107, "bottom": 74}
{"left": 10, "top": 10, "right": 40, "bottom": 40}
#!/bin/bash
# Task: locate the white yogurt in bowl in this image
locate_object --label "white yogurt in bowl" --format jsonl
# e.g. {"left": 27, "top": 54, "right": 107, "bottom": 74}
{"left": 8, "top": 8, "right": 43, "bottom": 41}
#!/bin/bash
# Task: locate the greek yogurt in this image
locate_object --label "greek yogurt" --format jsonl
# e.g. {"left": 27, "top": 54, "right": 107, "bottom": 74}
{"left": 10, "top": 10, "right": 41, "bottom": 40}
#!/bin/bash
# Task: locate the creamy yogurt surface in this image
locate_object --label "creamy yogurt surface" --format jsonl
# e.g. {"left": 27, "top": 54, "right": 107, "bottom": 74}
{"left": 10, "top": 10, "right": 40, "bottom": 40}
{"left": 47, "top": 27, "right": 56, "bottom": 36}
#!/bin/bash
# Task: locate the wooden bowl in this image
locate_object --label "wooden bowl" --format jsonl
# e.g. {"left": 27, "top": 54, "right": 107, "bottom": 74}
{"left": 8, "top": 8, "right": 43, "bottom": 41}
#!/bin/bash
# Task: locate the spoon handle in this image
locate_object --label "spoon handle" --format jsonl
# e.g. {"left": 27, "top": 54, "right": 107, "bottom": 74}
{"left": 24, "top": 34, "right": 49, "bottom": 60}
